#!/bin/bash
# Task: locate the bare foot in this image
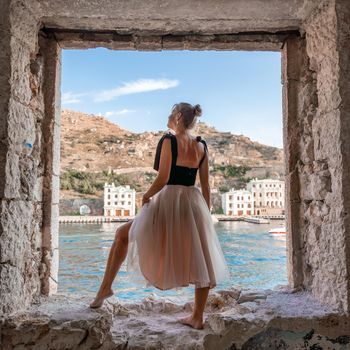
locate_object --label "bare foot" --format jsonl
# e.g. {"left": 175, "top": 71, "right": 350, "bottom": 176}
{"left": 177, "top": 315, "right": 204, "bottom": 330}
{"left": 89, "top": 289, "right": 114, "bottom": 308}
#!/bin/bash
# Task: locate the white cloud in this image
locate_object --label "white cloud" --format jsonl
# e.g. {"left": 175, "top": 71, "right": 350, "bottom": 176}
{"left": 105, "top": 109, "right": 135, "bottom": 118}
{"left": 94, "top": 78, "right": 179, "bottom": 102}
{"left": 61, "top": 91, "right": 89, "bottom": 104}
{"left": 62, "top": 78, "right": 179, "bottom": 106}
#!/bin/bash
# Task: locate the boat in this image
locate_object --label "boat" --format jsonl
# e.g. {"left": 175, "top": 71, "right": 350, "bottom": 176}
{"left": 244, "top": 216, "right": 270, "bottom": 224}
{"left": 268, "top": 223, "right": 287, "bottom": 235}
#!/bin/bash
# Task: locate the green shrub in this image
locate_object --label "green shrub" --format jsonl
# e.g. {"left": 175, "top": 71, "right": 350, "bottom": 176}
{"left": 211, "top": 164, "right": 252, "bottom": 179}
{"left": 219, "top": 185, "right": 230, "bottom": 193}
{"left": 213, "top": 207, "right": 224, "bottom": 214}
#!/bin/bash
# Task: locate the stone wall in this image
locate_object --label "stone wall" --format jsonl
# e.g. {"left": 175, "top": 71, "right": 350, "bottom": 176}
{"left": 1, "top": 0, "right": 350, "bottom": 323}
{"left": 40, "top": 34, "right": 61, "bottom": 298}
{"left": 336, "top": 0, "right": 350, "bottom": 319}
{"left": 59, "top": 198, "right": 104, "bottom": 216}
{"left": 283, "top": 0, "right": 350, "bottom": 313}
{"left": 0, "top": 0, "right": 62, "bottom": 316}
{"left": 0, "top": 0, "right": 44, "bottom": 316}
{"left": 1, "top": 288, "right": 349, "bottom": 350}
{"left": 302, "top": 0, "right": 347, "bottom": 311}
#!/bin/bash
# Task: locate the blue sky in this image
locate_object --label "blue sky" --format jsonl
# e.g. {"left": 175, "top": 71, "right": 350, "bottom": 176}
{"left": 61, "top": 49, "right": 283, "bottom": 148}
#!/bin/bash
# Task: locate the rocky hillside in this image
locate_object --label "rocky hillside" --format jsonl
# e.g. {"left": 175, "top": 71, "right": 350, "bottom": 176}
{"left": 60, "top": 109, "right": 284, "bottom": 199}
{"left": 61, "top": 109, "right": 283, "bottom": 172}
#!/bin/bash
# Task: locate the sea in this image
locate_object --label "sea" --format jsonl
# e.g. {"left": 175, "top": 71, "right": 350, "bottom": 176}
{"left": 58, "top": 220, "right": 287, "bottom": 303}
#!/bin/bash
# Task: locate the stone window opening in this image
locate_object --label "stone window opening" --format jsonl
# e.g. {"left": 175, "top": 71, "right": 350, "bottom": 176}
{"left": 1, "top": 2, "right": 350, "bottom": 347}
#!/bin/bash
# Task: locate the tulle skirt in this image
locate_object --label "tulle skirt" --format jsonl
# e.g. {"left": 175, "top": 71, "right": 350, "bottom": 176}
{"left": 125, "top": 184, "right": 231, "bottom": 291}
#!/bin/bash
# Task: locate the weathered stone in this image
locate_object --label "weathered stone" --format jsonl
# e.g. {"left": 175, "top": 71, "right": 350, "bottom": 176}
{"left": 0, "top": 264, "right": 28, "bottom": 315}
{"left": 52, "top": 123, "right": 61, "bottom": 177}
{"left": 0, "top": 1, "right": 11, "bottom": 32}
{"left": 48, "top": 248, "right": 59, "bottom": 295}
{"left": 33, "top": 175, "right": 43, "bottom": 202}
{"left": 238, "top": 292, "right": 268, "bottom": 304}
{"left": 40, "top": 0, "right": 305, "bottom": 36}
{"left": 1, "top": 1, "right": 350, "bottom": 348}
{"left": 41, "top": 201, "right": 59, "bottom": 295}
{"left": 3, "top": 290, "right": 349, "bottom": 350}
{"left": 1, "top": 294, "right": 114, "bottom": 349}
{"left": 1, "top": 99, "right": 40, "bottom": 200}
{"left": 310, "top": 169, "right": 331, "bottom": 200}
{"left": 0, "top": 200, "right": 33, "bottom": 265}
{"left": 217, "top": 287, "right": 241, "bottom": 300}
{"left": 296, "top": 0, "right": 350, "bottom": 313}
{"left": 7, "top": 0, "right": 41, "bottom": 52}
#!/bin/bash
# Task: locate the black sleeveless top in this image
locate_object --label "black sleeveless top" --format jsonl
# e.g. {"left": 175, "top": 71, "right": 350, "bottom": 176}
{"left": 153, "top": 132, "right": 208, "bottom": 186}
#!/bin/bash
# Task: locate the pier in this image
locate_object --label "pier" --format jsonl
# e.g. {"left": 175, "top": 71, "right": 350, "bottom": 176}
{"left": 59, "top": 216, "right": 132, "bottom": 223}
{"left": 59, "top": 214, "right": 285, "bottom": 224}
{"left": 216, "top": 215, "right": 241, "bottom": 222}
{"left": 212, "top": 214, "right": 284, "bottom": 223}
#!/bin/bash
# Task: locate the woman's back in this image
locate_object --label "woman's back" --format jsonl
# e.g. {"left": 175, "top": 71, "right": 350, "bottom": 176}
{"left": 153, "top": 132, "right": 208, "bottom": 187}
{"left": 174, "top": 134, "right": 206, "bottom": 169}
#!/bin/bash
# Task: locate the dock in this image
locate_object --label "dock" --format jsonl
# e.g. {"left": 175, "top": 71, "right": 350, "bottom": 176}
{"left": 215, "top": 214, "right": 284, "bottom": 223}
{"left": 216, "top": 215, "right": 241, "bottom": 222}
{"left": 59, "top": 214, "right": 284, "bottom": 224}
{"left": 59, "top": 216, "right": 133, "bottom": 224}
{"left": 258, "top": 215, "right": 285, "bottom": 220}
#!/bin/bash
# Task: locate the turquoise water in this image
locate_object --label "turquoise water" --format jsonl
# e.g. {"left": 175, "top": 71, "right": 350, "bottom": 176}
{"left": 58, "top": 220, "right": 287, "bottom": 302}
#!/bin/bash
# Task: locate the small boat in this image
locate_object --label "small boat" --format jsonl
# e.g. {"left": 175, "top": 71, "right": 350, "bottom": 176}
{"left": 268, "top": 224, "right": 287, "bottom": 235}
{"left": 244, "top": 216, "right": 270, "bottom": 224}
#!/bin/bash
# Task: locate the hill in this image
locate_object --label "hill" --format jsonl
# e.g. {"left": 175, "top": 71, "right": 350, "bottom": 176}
{"left": 60, "top": 109, "right": 284, "bottom": 198}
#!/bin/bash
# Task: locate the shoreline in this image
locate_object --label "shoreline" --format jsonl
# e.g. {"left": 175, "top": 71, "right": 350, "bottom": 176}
{"left": 59, "top": 214, "right": 285, "bottom": 224}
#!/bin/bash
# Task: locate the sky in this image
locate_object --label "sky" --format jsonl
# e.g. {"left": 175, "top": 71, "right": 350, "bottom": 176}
{"left": 61, "top": 49, "right": 283, "bottom": 148}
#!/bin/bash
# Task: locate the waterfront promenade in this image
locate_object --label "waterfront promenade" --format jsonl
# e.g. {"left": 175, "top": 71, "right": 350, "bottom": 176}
{"left": 59, "top": 214, "right": 285, "bottom": 224}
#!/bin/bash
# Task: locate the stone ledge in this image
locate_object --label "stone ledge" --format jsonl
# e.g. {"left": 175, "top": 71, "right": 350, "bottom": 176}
{"left": 43, "top": 30, "right": 299, "bottom": 51}
{"left": 1, "top": 286, "right": 349, "bottom": 349}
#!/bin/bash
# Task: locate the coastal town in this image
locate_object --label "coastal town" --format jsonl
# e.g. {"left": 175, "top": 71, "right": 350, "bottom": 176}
{"left": 102, "top": 177, "right": 285, "bottom": 219}
{"left": 59, "top": 177, "right": 285, "bottom": 227}
{"left": 59, "top": 109, "right": 286, "bottom": 228}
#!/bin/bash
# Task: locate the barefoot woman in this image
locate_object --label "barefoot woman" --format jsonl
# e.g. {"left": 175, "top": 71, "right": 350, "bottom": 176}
{"left": 90, "top": 103, "right": 230, "bottom": 330}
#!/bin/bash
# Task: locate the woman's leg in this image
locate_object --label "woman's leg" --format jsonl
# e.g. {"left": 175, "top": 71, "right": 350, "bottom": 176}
{"left": 178, "top": 286, "right": 210, "bottom": 329}
{"left": 90, "top": 219, "right": 133, "bottom": 308}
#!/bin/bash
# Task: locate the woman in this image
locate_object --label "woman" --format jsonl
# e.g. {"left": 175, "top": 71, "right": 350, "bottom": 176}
{"left": 90, "top": 102, "right": 230, "bottom": 330}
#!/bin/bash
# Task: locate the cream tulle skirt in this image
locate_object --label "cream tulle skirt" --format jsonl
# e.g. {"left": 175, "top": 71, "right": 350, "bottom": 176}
{"left": 126, "top": 184, "right": 231, "bottom": 290}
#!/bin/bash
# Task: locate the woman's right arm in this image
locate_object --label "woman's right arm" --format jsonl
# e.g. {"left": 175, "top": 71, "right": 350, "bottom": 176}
{"left": 198, "top": 147, "right": 211, "bottom": 211}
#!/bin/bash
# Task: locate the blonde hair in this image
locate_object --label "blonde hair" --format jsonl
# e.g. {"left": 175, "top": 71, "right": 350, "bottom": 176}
{"left": 172, "top": 102, "right": 202, "bottom": 130}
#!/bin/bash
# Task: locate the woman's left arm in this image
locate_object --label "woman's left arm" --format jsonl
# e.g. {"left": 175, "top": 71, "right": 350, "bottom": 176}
{"left": 142, "top": 138, "right": 172, "bottom": 205}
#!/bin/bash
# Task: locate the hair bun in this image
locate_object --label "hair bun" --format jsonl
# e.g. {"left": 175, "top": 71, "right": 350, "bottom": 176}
{"left": 193, "top": 104, "right": 202, "bottom": 117}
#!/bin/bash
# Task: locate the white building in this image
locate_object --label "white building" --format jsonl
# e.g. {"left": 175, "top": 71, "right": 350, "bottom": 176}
{"left": 104, "top": 183, "right": 136, "bottom": 217}
{"left": 246, "top": 178, "right": 285, "bottom": 216}
{"left": 222, "top": 188, "right": 254, "bottom": 216}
